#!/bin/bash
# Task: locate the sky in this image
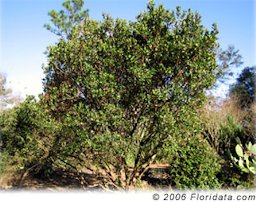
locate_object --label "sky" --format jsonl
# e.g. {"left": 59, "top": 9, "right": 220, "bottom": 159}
{"left": 0, "top": 0, "right": 255, "bottom": 99}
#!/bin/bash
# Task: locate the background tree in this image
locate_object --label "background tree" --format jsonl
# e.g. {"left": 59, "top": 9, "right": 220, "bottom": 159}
{"left": 44, "top": 0, "right": 89, "bottom": 40}
{"left": 208, "top": 45, "right": 243, "bottom": 97}
{"left": 229, "top": 66, "right": 255, "bottom": 141}
{"left": 229, "top": 66, "right": 255, "bottom": 109}
{"left": 217, "top": 45, "right": 243, "bottom": 82}
{"left": 42, "top": 0, "right": 219, "bottom": 188}
{"left": 0, "top": 73, "right": 21, "bottom": 112}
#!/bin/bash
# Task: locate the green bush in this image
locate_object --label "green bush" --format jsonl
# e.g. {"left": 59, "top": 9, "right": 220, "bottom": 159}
{"left": 225, "top": 142, "right": 256, "bottom": 188}
{"left": 218, "top": 115, "right": 252, "bottom": 156}
{"left": 215, "top": 115, "right": 254, "bottom": 188}
{"left": 0, "top": 96, "right": 61, "bottom": 176}
{"left": 232, "top": 142, "right": 256, "bottom": 174}
{"left": 41, "top": 0, "right": 219, "bottom": 188}
{"left": 168, "top": 136, "right": 221, "bottom": 189}
{"left": 0, "top": 152, "right": 9, "bottom": 176}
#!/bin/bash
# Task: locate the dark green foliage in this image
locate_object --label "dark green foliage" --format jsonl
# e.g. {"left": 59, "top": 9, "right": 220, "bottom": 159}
{"left": 218, "top": 115, "right": 246, "bottom": 156}
{"left": 218, "top": 162, "right": 254, "bottom": 189}
{"left": 42, "top": 0, "right": 219, "bottom": 188}
{"left": 230, "top": 66, "right": 256, "bottom": 109}
{"left": 167, "top": 136, "right": 221, "bottom": 189}
{"left": 210, "top": 115, "right": 254, "bottom": 188}
{"left": 0, "top": 96, "right": 61, "bottom": 174}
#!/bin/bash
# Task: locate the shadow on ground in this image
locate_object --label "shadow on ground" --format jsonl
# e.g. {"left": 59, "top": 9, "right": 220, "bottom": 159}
{"left": 1, "top": 166, "right": 172, "bottom": 190}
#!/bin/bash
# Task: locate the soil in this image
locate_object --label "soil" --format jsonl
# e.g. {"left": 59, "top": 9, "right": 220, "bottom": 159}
{"left": 0, "top": 164, "right": 171, "bottom": 191}
{"left": 0, "top": 169, "right": 104, "bottom": 191}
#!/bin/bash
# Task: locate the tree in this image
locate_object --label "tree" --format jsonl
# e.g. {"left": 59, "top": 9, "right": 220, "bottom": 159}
{"left": 42, "top": 0, "right": 219, "bottom": 188}
{"left": 208, "top": 45, "right": 243, "bottom": 97}
{"left": 0, "top": 96, "right": 62, "bottom": 185}
{"left": 229, "top": 66, "right": 255, "bottom": 140}
{"left": 229, "top": 66, "right": 255, "bottom": 109}
{"left": 217, "top": 45, "right": 243, "bottom": 82}
{"left": 44, "top": 0, "right": 89, "bottom": 40}
{"left": 0, "top": 73, "right": 20, "bottom": 112}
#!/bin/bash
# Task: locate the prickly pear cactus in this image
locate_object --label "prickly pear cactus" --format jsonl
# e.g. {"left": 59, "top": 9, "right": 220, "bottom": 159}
{"left": 231, "top": 142, "right": 256, "bottom": 174}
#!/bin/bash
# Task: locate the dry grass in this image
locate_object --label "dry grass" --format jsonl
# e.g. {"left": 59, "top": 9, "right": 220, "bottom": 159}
{"left": 202, "top": 97, "right": 247, "bottom": 125}
{"left": 0, "top": 165, "right": 20, "bottom": 189}
{"left": 199, "top": 97, "right": 250, "bottom": 152}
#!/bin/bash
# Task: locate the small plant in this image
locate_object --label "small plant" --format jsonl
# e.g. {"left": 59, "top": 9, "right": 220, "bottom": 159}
{"left": 167, "top": 136, "right": 221, "bottom": 189}
{"left": 232, "top": 141, "right": 256, "bottom": 174}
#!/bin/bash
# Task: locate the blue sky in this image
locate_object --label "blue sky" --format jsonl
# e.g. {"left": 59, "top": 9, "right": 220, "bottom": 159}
{"left": 0, "top": 0, "right": 255, "bottom": 98}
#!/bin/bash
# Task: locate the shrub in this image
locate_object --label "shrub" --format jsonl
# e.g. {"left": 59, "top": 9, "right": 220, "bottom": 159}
{"left": 41, "top": 0, "right": 219, "bottom": 189}
{"left": 0, "top": 152, "right": 9, "bottom": 176}
{"left": 216, "top": 115, "right": 254, "bottom": 188}
{"left": 200, "top": 98, "right": 248, "bottom": 155}
{"left": 0, "top": 96, "right": 62, "bottom": 179}
{"left": 200, "top": 102, "right": 254, "bottom": 188}
{"left": 0, "top": 151, "right": 17, "bottom": 188}
{"left": 167, "top": 135, "right": 221, "bottom": 189}
{"left": 218, "top": 115, "right": 247, "bottom": 156}
{"left": 232, "top": 142, "right": 256, "bottom": 174}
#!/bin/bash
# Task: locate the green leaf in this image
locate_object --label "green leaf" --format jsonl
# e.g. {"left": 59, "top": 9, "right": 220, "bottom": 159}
{"left": 244, "top": 154, "right": 249, "bottom": 168}
{"left": 246, "top": 142, "right": 252, "bottom": 150}
{"left": 248, "top": 167, "right": 256, "bottom": 174}
{"left": 252, "top": 159, "right": 256, "bottom": 166}
{"left": 250, "top": 144, "right": 256, "bottom": 155}
{"left": 241, "top": 168, "right": 249, "bottom": 173}
{"left": 238, "top": 158, "right": 245, "bottom": 168}
{"left": 235, "top": 144, "right": 244, "bottom": 157}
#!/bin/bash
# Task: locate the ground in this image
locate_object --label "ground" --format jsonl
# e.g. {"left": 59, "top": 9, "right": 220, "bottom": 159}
{"left": 0, "top": 165, "right": 171, "bottom": 190}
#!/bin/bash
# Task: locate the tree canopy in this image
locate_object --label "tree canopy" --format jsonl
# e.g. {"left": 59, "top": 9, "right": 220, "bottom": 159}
{"left": 44, "top": 0, "right": 89, "bottom": 39}
{"left": 41, "top": 0, "right": 219, "bottom": 188}
{"left": 230, "top": 66, "right": 255, "bottom": 109}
